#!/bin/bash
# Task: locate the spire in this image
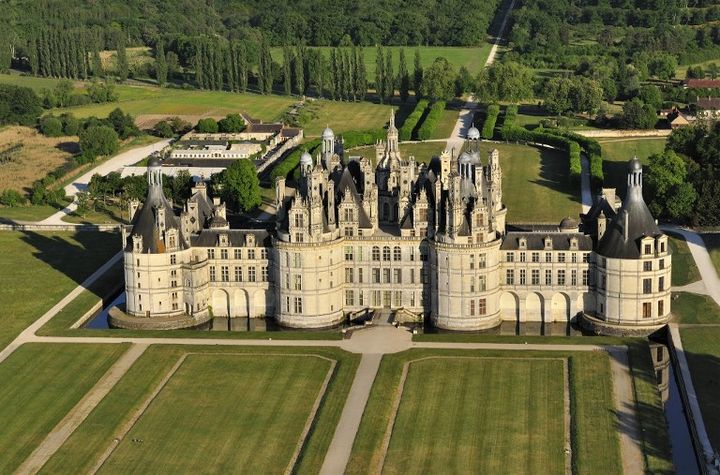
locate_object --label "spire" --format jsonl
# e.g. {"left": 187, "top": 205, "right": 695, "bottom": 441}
{"left": 389, "top": 108, "right": 397, "bottom": 132}
{"left": 386, "top": 109, "right": 399, "bottom": 154}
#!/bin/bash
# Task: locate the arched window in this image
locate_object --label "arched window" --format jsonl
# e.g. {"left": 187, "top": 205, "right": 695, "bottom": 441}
{"left": 383, "top": 246, "right": 391, "bottom": 261}
{"left": 393, "top": 246, "right": 401, "bottom": 261}
{"left": 372, "top": 246, "right": 380, "bottom": 261}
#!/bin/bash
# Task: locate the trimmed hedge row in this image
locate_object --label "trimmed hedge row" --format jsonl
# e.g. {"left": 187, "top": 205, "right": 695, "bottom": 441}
{"left": 547, "top": 129, "right": 604, "bottom": 188}
{"left": 342, "top": 129, "right": 385, "bottom": 149}
{"left": 270, "top": 139, "right": 321, "bottom": 182}
{"left": 417, "top": 101, "right": 446, "bottom": 141}
{"left": 482, "top": 104, "right": 500, "bottom": 139}
{"left": 503, "top": 104, "right": 518, "bottom": 128}
{"left": 399, "top": 99, "right": 429, "bottom": 141}
{"left": 569, "top": 141, "right": 582, "bottom": 183}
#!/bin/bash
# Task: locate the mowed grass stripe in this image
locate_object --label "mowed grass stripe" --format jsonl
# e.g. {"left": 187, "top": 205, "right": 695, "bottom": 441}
{"left": 98, "top": 354, "right": 332, "bottom": 474}
{"left": 382, "top": 358, "right": 565, "bottom": 475}
{"left": 0, "top": 343, "right": 128, "bottom": 473}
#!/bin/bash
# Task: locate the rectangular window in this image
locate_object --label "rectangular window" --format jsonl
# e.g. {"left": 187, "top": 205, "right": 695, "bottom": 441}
{"left": 345, "top": 290, "right": 354, "bottom": 306}
{"left": 545, "top": 252, "right": 552, "bottom": 263}
{"left": 421, "top": 268, "right": 428, "bottom": 284}
{"left": 358, "top": 268, "right": 364, "bottom": 283}
{"left": 519, "top": 269, "right": 526, "bottom": 285}
{"left": 373, "top": 268, "right": 380, "bottom": 284}
{"left": 249, "top": 266, "right": 256, "bottom": 282}
{"left": 643, "top": 302, "right": 652, "bottom": 318}
{"left": 209, "top": 266, "right": 216, "bottom": 282}
{"left": 248, "top": 249, "right": 255, "bottom": 260}
{"left": 170, "top": 254, "right": 176, "bottom": 265}
{"left": 478, "top": 298, "right": 487, "bottom": 315}
{"left": 545, "top": 269, "right": 552, "bottom": 286}
{"left": 531, "top": 269, "right": 540, "bottom": 285}
{"left": 261, "top": 249, "right": 267, "bottom": 259}
{"left": 558, "top": 253, "right": 566, "bottom": 263}
{"left": 479, "top": 254, "right": 486, "bottom": 268}
{"left": 519, "top": 252, "right": 526, "bottom": 263}
{"left": 294, "top": 274, "right": 302, "bottom": 290}
{"left": 644, "top": 261, "right": 652, "bottom": 271}
{"left": 410, "top": 268, "right": 415, "bottom": 284}
{"left": 506, "top": 252, "right": 514, "bottom": 263}
{"left": 582, "top": 253, "right": 589, "bottom": 263}
{"left": 470, "top": 300, "right": 475, "bottom": 316}
{"left": 470, "top": 254, "right": 475, "bottom": 269}
{"left": 659, "top": 276, "right": 665, "bottom": 292}
{"left": 659, "top": 259, "right": 665, "bottom": 270}
{"left": 345, "top": 246, "right": 354, "bottom": 261}
{"left": 345, "top": 268, "right": 354, "bottom": 283}
{"left": 393, "top": 291, "right": 402, "bottom": 307}
{"left": 220, "top": 249, "right": 228, "bottom": 260}
{"left": 261, "top": 266, "right": 268, "bottom": 282}
{"left": 658, "top": 299, "right": 664, "bottom": 316}
{"left": 393, "top": 269, "right": 402, "bottom": 284}
{"left": 293, "top": 253, "right": 301, "bottom": 268}
{"left": 383, "top": 269, "right": 391, "bottom": 283}
{"left": 479, "top": 276, "right": 486, "bottom": 291}
{"left": 294, "top": 297, "right": 303, "bottom": 314}
{"left": 644, "top": 244, "right": 652, "bottom": 255}
{"left": 571, "top": 252, "right": 577, "bottom": 263}
{"left": 557, "top": 270, "right": 566, "bottom": 286}
{"left": 208, "top": 249, "right": 215, "bottom": 259}
{"left": 221, "top": 266, "right": 229, "bottom": 282}
{"left": 571, "top": 269, "right": 577, "bottom": 286}
{"left": 582, "top": 270, "right": 589, "bottom": 286}
{"left": 506, "top": 269, "right": 514, "bottom": 285}
{"left": 531, "top": 252, "right": 539, "bottom": 263}
{"left": 359, "top": 291, "right": 365, "bottom": 306}
{"left": 643, "top": 278, "right": 652, "bottom": 294}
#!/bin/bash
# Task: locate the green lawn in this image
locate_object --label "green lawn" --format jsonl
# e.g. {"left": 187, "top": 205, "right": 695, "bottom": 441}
{"left": 487, "top": 142, "right": 579, "bottom": 223}
{"left": 431, "top": 109, "right": 459, "bottom": 140}
{"left": 347, "top": 349, "right": 622, "bottom": 475}
{"left": 701, "top": 233, "right": 720, "bottom": 277}
{"left": 672, "top": 292, "right": 720, "bottom": 324}
{"left": 382, "top": 357, "right": 565, "bottom": 474}
{"left": 43, "top": 345, "right": 360, "bottom": 474}
{"left": 270, "top": 45, "right": 493, "bottom": 82}
{"left": 0, "top": 343, "right": 128, "bottom": 473}
{"left": 668, "top": 234, "right": 701, "bottom": 286}
{"left": 679, "top": 327, "right": 720, "bottom": 449}
{"left": 0, "top": 231, "right": 120, "bottom": 349}
{"left": 303, "top": 100, "right": 400, "bottom": 137}
{"left": 599, "top": 138, "right": 666, "bottom": 199}
{"left": 0, "top": 203, "right": 68, "bottom": 222}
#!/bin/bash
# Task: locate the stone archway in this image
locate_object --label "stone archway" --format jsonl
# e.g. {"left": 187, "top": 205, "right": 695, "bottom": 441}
{"left": 551, "top": 293, "right": 571, "bottom": 323}
{"left": 525, "top": 292, "right": 544, "bottom": 322}
{"left": 212, "top": 289, "right": 230, "bottom": 317}
{"left": 234, "top": 289, "right": 250, "bottom": 317}
{"left": 500, "top": 292, "right": 520, "bottom": 322}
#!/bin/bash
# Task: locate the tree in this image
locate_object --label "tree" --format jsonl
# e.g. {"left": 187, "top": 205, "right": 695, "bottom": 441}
{"left": 476, "top": 62, "right": 534, "bottom": 104}
{"left": 647, "top": 53, "right": 677, "bottom": 80}
{"left": 646, "top": 150, "right": 697, "bottom": 220}
{"left": 155, "top": 42, "right": 168, "bottom": 86}
{"left": 221, "top": 159, "right": 261, "bottom": 212}
{"left": 61, "top": 113, "right": 80, "bottom": 135}
{"left": 76, "top": 191, "right": 90, "bottom": 216}
{"left": 413, "top": 49, "right": 423, "bottom": 98}
{"left": 217, "top": 113, "right": 245, "bottom": 133}
{"left": 420, "top": 57, "right": 456, "bottom": 102}
{"left": 384, "top": 49, "right": 394, "bottom": 102}
{"left": 166, "top": 51, "right": 179, "bottom": 81}
{"left": 115, "top": 34, "right": 128, "bottom": 82}
{"left": 53, "top": 80, "right": 74, "bottom": 108}
{"left": 108, "top": 108, "right": 138, "bottom": 139}
{"left": 356, "top": 47, "right": 367, "bottom": 101}
{"left": 454, "top": 66, "right": 473, "bottom": 98}
{"left": 87, "top": 81, "right": 118, "bottom": 103}
{"left": 0, "top": 84, "right": 42, "bottom": 126}
{"left": 282, "top": 46, "right": 293, "bottom": 95}
{"left": 196, "top": 117, "right": 219, "bottom": 133}
{"left": 398, "top": 48, "right": 410, "bottom": 103}
{"left": 639, "top": 85, "right": 663, "bottom": 111}
{"left": 40, "top": 116, "right": 63, "bottom": 137}
{"left": 293, "top": 46, "right": 305, "bottom": 95}
{"left": 152, "top": 120, "right": 174, "bottom": 138}
{"left": 258, "top": 36, "right": 273, "bottom": 94}
{"left": 375, "top": 46, "right": 385, "bottom": 103}
{"left": 79, "top": 125, "right": 119, "bottom": 161}
{"left": 620, "top": 98, "right": 658, "bottom": 129}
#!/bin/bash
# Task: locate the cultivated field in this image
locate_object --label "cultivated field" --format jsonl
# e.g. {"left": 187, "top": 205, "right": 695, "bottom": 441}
{"left": 599, "top": 138, "right": 666, "bottom": 199}
{"left": 0, "top": 343, "right": 128, "bottom": 473}
{"left": 346, "top": 349, "right": 622, "bottom": 475}
{"left": 40, "top": 345, "right": 359, "bottom": 474}
{"left": 0, "top": 126, "right": 78, "bottom": 193}
{"left": 0, "top": 231, "right": 120, "bottom": 348}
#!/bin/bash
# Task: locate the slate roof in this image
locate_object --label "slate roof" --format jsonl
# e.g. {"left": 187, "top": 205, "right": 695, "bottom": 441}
{"left": 336, "top": 168, "right": 372, "bottom": 228}
{"left": 191, "top": 229, "right": 271, "bottom": 247}
{"left": 126, "top": 186, "right": 183, "bottom": 253}
{"left": 500, "top": 232, "right": 593, "bottom": 251}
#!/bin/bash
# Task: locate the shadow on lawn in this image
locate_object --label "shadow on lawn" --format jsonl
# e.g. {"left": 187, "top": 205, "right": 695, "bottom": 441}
{"left": 602, "top": 159, "right": 632, "bottom": 201}
{"left": 529, "top": 147, "right": 582, "bottom": 207}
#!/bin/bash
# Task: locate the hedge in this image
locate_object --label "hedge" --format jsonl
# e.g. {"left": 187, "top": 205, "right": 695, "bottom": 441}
{"left": 342, "top": 129, "right": 385, "bottom": 149}
{"left": 399, "top": 99, "right": 429, "bottom": 141}
{"left": 417, "top": 101, "right": 446, "bottom": 141}
{"left": 503, "top": 104, "right": 518, "bottom": 127}
{"left": 568, "top": 141, "right": 582, "bottom": 183}
{"left": 546, "top": 129, "right": 604, "bottom": 188}
{"left": 270, "top": 139, "right": 321, "bottom": 182}
{"left": 482, "top": 104, "right": 500, "bottom": 139}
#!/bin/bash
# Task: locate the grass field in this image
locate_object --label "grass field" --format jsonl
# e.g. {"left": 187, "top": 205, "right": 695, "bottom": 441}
{"left": 680, "top": 327, "right": 720, "bottom": 449}
{"left": 0, "top": 231, "right": 120, "bottom": 348}
{"left": 270, "top": 46, "right": 493, "bottom": 82}
{"left": 302, "top": 100, "right": 400, "bottom": 136}
{"left": 346, "top": 349, "right": 622, "bottom": 475}
{"left": 382, "top": 357, "right": 565, "bottom": 474}
{"left": 0, "top": 126, "right": 78, "bottom": 193}
{"left": 671, "top": 292, "right": 720, "bottom": 324}
{"left": 599, "top": 138, "right": 666, "bottom": 199}
{"left": 668, "top": 234, "right": 701, "bottom": 286}
{"left": 701, "top": 233, "right": 720, "bottom": 276}
{"left": 485, "top": 142, "right": 579, "bottom": 223}
{"left": 0, "top": 202, "right": 69, "bottom": 222}
{"left": 42, "top": 345, "right": 359, "bottom": 474}
{"left": 0, "top": 343, "right": 128, "bottom": 473}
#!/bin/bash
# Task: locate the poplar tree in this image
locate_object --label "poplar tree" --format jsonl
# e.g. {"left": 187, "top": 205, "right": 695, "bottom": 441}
{"left": 214, "top": 39, "right": 223, "bottom": 89}
{"left": 225, "top": 45, "right": 235, "bottom": 92}
{"left": 375, "top": 46, "right": 385, "bottom": 104}
{"left": 259, "top": 37, "right": 273, "bottom": 94}
{"left": 91, "top": 38, "right": 102, "bottom": 78}
{"left": 385, "top": 49, "right": 394, "bottom": 103}
{"left": 282, "top": 46, "right": 292, "bottom": 95}
{"left": 293, "top": 46, "right": 305, "bottom": 95}
{"left": 398, "top": 48, "right": 410, "bottom": 102}
{"left": 330, "top": 48, "right": 339, "bottom": 100}
{"left": 413, "top": 48, "right": 423, "bottom": 99}
{"left": 155, "top": 41, "right": 168, "bottom": 86}
{"left": 357, "top": 47, "right": 367, "bottom": 101}
{"left": 116, "top": 33, "right": 128, "bottom": 82}
{"left": 237, "top": 42, "right": 248, "bottom": 92}
{"left": 194, "top": 39, "right": 205, "bottom": 89}
{"left": 343, "top": 49, "right": 353, "bottom": 101}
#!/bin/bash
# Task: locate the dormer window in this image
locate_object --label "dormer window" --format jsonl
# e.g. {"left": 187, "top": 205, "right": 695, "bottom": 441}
{"left": 218, "top": 234, "right": 229, "bottom": 247}
{"left": 544, "top": 237, "right": 552, "bottom": 249}
{"left": 245, "top": 234, "right": 255, "bottom": 247}
{"left": 519, "top": 238, "right": 527, "bottom": 249}
{"left": 570, "top": 238, "right": 578, "bottom": 250}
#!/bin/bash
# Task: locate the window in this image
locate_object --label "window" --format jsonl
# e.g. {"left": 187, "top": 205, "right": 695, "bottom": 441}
{"left": 294, "top": 297, "right": 303, "bottom": 314}
{"left": 644, "top": 261, "right": 652, "bottom": 271}
{"left": 644, "top": 244, "right": 652, "bottom": 255}
{"left": 659, "top": 259, "right": 665, "bottom": 270}
{"left": 571, "top": 252, "right": 577, "bottom": 263}
{"left": 479, "top": 276, "right": 486, "bottom": 291}
{"left": 261, "top": 249, "right": 267, "bottom": 259}
{"left": 545, "top": 252, "right": 552, "bottom": 263}
{"left": 220, "top": 249, "right": 228, "bottom": 260}
{"left": 506, "top": 252, "right": 514, "bottom": 263}
{"left": 658, "top": 300, "right": 664, "bottom": 316}
{"left": 345, "top": 246, "right": 354, "bottom": 261}
{"left": 209, "top": 266, "right": 216, "bottom": 282}
{"left": 293, "top": 253, "right": 302, "bottom": 268}
{"left": 421, "top": 268, "right": 428, "bottom": 284}
{"left": 372, "top": 246, "right": 380, "bottom": 261}
{"left": 478, "top": 298, "right": 487, "bottom": 315}
{"left": 643, "top": 278, "right": 652, "bottom": 294}
{"left": 248, "top": 249, "right": 255, "bottom": 260}
{"left": 531, "top": 269, "right": 540, "bottom": 285}
{"left": 410, "top": 247, "right": 416, "bottom": 261}
{"left": 294, "top": 232, "right": 304, "bottom": 243}
{"left": 582, "top": 270, "right": 588, "bottom": 286}
{"left": 470, "top": 255, "right": 475, "bottom": 269}
{"left": 249, "top": 266, "right": 256, "bottom": 282}
{"left": 359, "top": 291, "right": 365, "bottom": 306}
{"left": 601, "top": 275, "right": 607, "bottom": 289}
{"left": 420, "top": 245, "right": 429, "bottom": 262}
{"left": 410, "top": 268, "right": 416, "bottom": 283}
{"left": 479, "top": 254, "right": 486, "bottom": 268}
{"left": 393, "top": 291, "right": 402, "bottom": 307}
{"left": 344, "top": 227, "right": 354, "bottom": 237}
{"left": 393, "top": 246, "right": 401, "bottom": 261}
{"left": 558, "top": 253, "right": 566, "bottom": 263}
{"left": 230, "top": 266, "right": 240, "bottom": 282}
{"left": 519, "top": 252, "right": 526, "bottom": 263}
{"left": 345, "top": 290, "right": 354, "bottom": 306}
{"left": 659, "top": 276, "right": 665, "bottom": 292}
{"left": 393, "top": 269, "right": 402, "bottom": 284}
{"left": 261, "top": 267, "right": 268, "bottom": 282}
{"left": 221, "top": 266, "right": 229, "bottom": 282}
{"left": 661, "top": 242, "right": 666, "bottom": 253}
{"left": 383, "top": 269, "right": 391, "bottom": 283}
{"left": 531, "top": 252, "right": 539, "bottom": 263}
{"left": 234, "top": 249, "right": 242, "bottom": 259}
{"left": 294, "top": 214, "right": 304, "bottom": 228}
{"left": 358, "top": 268, "right": 364, "bottom": 283}
{"left": 294, "top": 274, "right": 302, "bottom": 290}
{"left": 345, "top": 268, "right": 354, "bottom": 283}
{"left": 571, "top": 270, "right": 577, "bottom": 286}
{"left": 383, "top": 246, "right": 391, "bottom": 261}
{"left": 373, "top": 268, "right": 380, "bottom": 283}
{"left": 545, "top": 269, "right": 552, "bottom": 286}
{"left": 643, "top": 302, "right": 652, "bottom": 318}
{"left": 208, "top": 249, "right": 215, "bottom": 259}
{"left": 582, "top": 253, "right": 589, "bottom": 263}
{"left": 519, "top": 269, "right": 526, "bottom": 285}
{"left": 557, "top": 270, "right": 566, "bottom": 286}
{"left": 470, "top": 300, "right": 475, "bottom": 316}
{"left": 170, "top": 254, "right": 176, "bottom": 265}
{"left": 506, "top": 269, "right": 515, "bottom": 285}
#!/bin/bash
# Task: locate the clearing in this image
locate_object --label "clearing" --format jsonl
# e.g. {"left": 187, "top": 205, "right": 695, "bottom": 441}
{"left": 599, "top": 138, "right": 666, "bottom": 199}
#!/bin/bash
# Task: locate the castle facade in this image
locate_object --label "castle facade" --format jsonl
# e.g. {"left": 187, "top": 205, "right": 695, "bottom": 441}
{"left": 115, "top": 112, "right": 671, "bottom": 335}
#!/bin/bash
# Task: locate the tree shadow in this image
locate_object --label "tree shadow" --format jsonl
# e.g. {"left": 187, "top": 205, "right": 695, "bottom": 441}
{"left": 529, "top": 147, "right": 582, "bottom": 206}
{"left": 55, "top": 141, "right": 80, "bottom": 154}
{"left": 602, "top": 159, "right": 631, "bottom": 201}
